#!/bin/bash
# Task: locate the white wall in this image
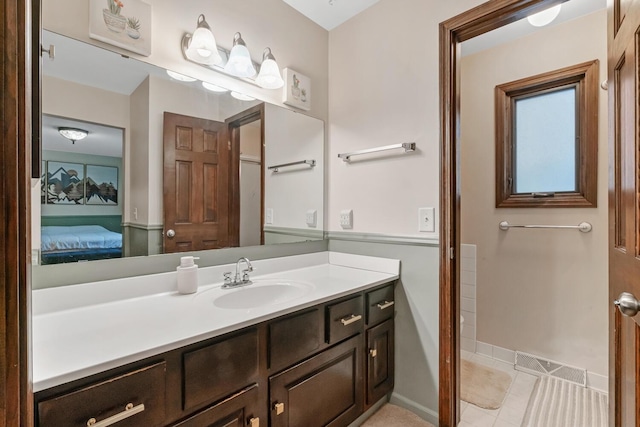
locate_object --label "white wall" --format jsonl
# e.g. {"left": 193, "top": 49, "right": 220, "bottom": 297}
{"left": 264, "top": 104, "right": 324, "bottom": 230}
{"left": 460, "top": 10, "right": 609, "bottom": 377}
{"left": 328, "top": 0, "right": 485, "bottom": 421}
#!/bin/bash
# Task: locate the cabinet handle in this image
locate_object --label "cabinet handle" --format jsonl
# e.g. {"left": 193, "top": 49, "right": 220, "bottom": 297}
{"left": 273, "top": 402, "right": 285, "bottom": 415}
{"left": 340, "top": 314, "right": 362, "bottom": 326}
{"left": 377, "top": 300, "right": 395, "bottom": 310}
{"left": 248, "top": 417, "right": 260, "bottom": 427}
{"left": 370, "top": 349, "right": 378, "bottom": 358}
{"left": 86, "top": 403, "right": 144, "bottom": 427}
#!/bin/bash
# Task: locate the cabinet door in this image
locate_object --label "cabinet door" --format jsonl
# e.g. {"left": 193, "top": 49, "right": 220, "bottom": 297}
{"left": 173, "top": 385, "right": 261, "bottom": 427}
{"left": 270, "top": 335, "right": 363, "bottom": 427}
{"left": 366, "top": 319, "right": 394, "bottom": 405}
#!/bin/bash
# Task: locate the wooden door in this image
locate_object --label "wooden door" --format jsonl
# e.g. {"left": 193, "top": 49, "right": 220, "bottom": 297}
{"left": 163, "top": 112, "right": 230, "bottom": 252}
{"left": 609, "top": 0, "right": 640, "bottom": 425}
{"left": 366, "top": 319, "right": 394, "bottom": 406}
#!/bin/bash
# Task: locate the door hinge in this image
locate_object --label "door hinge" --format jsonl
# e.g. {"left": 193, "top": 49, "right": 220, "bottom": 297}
{"left": 449, "top": 247, "right": 454, "bottom": 260}
{"left": 228, "top": 140, "right": 231, "bottom": 150}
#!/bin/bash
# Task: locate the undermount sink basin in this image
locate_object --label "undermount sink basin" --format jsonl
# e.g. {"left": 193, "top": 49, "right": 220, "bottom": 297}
{"left": 201, "top": 279, "right": 315, "bottom": 310}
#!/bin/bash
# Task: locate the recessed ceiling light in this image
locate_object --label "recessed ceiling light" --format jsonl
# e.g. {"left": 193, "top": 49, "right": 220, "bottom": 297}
{"left": 202, "top": 81, "right": 229, "bottom": 92}
{"left": 166, "top": 70, "right": 197, "bottom": 82}
{"left": 527, "top": 4, "right": 561, "bottom": 27}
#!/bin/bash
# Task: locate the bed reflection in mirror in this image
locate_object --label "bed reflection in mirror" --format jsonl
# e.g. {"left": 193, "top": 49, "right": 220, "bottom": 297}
{"left": 34, "top": 30, "right": 324, "bottom": 265}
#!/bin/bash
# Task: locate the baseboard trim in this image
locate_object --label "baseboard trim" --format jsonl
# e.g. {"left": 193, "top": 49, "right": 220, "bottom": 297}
{"left": 346, "top": 397, "right": 388, "bottom": 427}
{"left": 473, "top": 340, "right": 609, "bottom": 394}
{"left": 389, "top": 392, "right": 439, "bottom": 426}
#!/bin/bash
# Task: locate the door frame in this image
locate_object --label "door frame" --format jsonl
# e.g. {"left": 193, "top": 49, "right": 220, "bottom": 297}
{"left": 438, "top": 0, "right": 567, "bottom": 425}
{"left": 225, "top": 103, "right": 265, "bottom": 247}
{"left": 2, "top": 0, "right": 34, "bottom": 425}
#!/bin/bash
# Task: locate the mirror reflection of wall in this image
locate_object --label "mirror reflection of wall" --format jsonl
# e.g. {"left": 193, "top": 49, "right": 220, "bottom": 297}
{"left": 34, "top": 30, "right": 325, "bottom": 267}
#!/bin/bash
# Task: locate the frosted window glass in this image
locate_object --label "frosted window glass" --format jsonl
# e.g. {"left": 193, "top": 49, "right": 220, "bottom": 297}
{"left": 514, "top": 87, "right": 576, "bottom": 194}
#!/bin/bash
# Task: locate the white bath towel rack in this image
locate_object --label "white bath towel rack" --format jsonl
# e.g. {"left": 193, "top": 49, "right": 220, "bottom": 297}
{"left": 499, "top": 221, "right": 592, "bottom": 233}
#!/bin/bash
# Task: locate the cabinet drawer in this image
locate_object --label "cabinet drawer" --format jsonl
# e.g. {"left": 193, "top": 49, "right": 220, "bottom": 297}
{"left": 326, "top": 295, "right": 364, "bottom": 344}
{"left": 183, "top": 328, "right": 259, "bottom": 411}
{"left": 38, "top": 362, "right": 166, "bottom": 427}
{"left": 173, "top": 385, "right": 261, "bottom": 427}
{"left": 366, "top": 284, "right": 395, "bottom": 326}
{"left": 269, "top": 308, "right": 322, "bottom": 372}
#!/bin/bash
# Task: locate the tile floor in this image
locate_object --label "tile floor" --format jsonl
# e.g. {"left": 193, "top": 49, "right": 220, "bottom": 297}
{"left": 459, "top": 350, "right": 539, "bottom": 427}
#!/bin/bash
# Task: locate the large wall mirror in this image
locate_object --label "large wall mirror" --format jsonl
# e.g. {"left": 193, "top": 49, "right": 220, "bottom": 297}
{"left": 32, "top": 29, "right": 324, "bottom": 274}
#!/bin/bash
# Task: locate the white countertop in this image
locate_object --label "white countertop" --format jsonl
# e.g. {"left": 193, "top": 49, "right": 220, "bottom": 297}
{"left": 32, "top": 252, "right": 399, "bottom": 392}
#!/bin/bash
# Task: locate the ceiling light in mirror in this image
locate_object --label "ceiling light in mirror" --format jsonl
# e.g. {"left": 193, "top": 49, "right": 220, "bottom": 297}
{"left": 231, "top": 91, "right": 256, "bottom": 101}
{"left": 184, "top": 14, "right": 222, "bottom": 65}
{"left": 202, "top": 81, "right": 229, "bottom": 92}
{"left": 166, "top": 70, "right": 197, "bottom": 82}
{"left": 58, "top": 127, "right": 89, "bottom": 144}
{"left": 256, "top": 48, "right": 284, "bottom": 89}
{"left": 225, "top": 32, "right": 257, "bottom": 78}
{"left": 527, "top": 4, "right": 561, "bottom": 27}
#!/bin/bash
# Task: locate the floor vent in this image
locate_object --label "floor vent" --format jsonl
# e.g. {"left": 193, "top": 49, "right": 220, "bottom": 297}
{"left": 515, "top": 351, "right": 587, "bottom": 387}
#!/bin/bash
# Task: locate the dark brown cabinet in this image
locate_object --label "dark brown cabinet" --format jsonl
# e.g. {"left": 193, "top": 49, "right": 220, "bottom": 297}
{"left": 270, "top": 335, "right": 363, "bottom": 427}
{"left": 35, "top": 281, "right": 396, "bottom": 427}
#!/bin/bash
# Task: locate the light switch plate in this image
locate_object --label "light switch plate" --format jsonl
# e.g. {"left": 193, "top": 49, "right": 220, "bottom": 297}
{"left": 266, "top": 208, "right": 274, "bottom": 225}
{"left": 418, "top": 207, "right": 435, "bottom": 232}
{"left": 306, "top": 210, "right": 317, "bottom": 227}
{"left": 340, "top": 209, "right": 353, "bottom": 229}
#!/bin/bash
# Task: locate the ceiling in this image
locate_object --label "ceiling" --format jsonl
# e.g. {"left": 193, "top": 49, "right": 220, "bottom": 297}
{"left": 281, "top": 0, "right": 381, "bottom": 30}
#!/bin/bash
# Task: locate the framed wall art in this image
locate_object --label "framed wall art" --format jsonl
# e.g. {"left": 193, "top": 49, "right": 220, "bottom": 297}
{"left": 89, "top": 0, "right": 152, "bottom": 56}
{"left": 282, "top": 68, "right": 311, "bottom": 111}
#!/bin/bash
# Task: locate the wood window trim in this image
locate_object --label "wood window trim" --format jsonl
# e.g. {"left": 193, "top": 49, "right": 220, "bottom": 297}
{"left": 495, "top": 60, "right": 599, "bottom": 208}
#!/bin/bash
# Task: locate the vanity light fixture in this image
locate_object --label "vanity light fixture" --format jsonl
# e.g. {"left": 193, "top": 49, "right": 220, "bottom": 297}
{"left": 183, "top": 14, "right": 222, "bottom": 66}
{"left": 230, "top": 91, "right": 255, "bottom": 101}
{"left": 58, "top": 127, "right": 88, "bottom": 144}
{"left": 166, "top": 70, "right": 197, "bottom": 82}
{"left": 202, "top": 81, "right": 229, "bottom": 93}
{"left": 225, "top": 32, "right": 257, "bottom": 78}
{"left": 527, "top": 4, "right": 561, "bottom": 27}
{"left": 255, "top": 48, "right": 284, "bottom": 89}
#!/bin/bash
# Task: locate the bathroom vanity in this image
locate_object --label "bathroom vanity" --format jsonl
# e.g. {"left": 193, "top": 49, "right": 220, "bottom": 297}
{"left": 32, "top": 252, "right": 398, "bottom": 427}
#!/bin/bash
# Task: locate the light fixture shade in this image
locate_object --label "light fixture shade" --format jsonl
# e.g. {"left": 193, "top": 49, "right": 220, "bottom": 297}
{"left": 527, "top": 4, "right": 561, "bottom": 27}
{"left": 202, "top": 81, "right": 229, "bottom": 93}
{"left": 166, "top": 70, "right": 197, "bottom": 82}
{"left": 256, "top": 48, "right": 284, "bottom": 89}
{"left": 231, "top": 91, "right": 255, "bottom": 101}
{"left": 58, "top": 127, "right": 88, "bottom": 144}
{"left": 185, "top": 14, "right": 222, "bottom": 65}
{"left": 224, "top": 33, "right": 256, "bottom": 78}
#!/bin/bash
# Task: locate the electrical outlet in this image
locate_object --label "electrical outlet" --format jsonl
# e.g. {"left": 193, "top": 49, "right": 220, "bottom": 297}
{"left": 306, "top": 210, "right": 317, "bottom": 228}
{"left": 266, "top": 208, "right": 274, "bottom": 224}
{"left": 418, "top": 207, "right": 435, "bottom": 232}
{"left": 340, "top": 209, "right": 353, "bottom": 229}
{"left": 133, "top": 207, "right": 138, "bottom": 220}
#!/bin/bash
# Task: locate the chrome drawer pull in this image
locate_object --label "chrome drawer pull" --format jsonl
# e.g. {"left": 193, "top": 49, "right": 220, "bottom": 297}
{"left": 249, "top": 416, "right": 260, "bottom": 427}
{"left": 377, "top": 301, "right": 395, "bottom": 310}
{"left": 340, "top": 314, "right": 362, "bottom": 326}
{"left": 86, "top": 403, "right": 145, "bottom": 427}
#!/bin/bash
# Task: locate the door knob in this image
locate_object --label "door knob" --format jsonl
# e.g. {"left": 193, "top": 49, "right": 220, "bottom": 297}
{"left": 614, "top": 292, "right": 640, "bottom": 317}
{"left": 166, "top": 229, "right": 175, "bottom": 238}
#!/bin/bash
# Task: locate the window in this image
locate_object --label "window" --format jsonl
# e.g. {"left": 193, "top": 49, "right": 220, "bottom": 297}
{"left": 495, "top": 60, "right": 599, "bottom": 208}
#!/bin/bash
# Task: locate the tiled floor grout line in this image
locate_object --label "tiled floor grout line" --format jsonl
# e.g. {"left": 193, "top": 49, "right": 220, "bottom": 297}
{"left": 459, "top": 351, "right": 539, "bottom": 427}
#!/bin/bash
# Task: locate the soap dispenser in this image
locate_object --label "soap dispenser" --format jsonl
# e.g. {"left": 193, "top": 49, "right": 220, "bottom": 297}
{"left": 177, "top": 256, "right": 200, "bottom": 294}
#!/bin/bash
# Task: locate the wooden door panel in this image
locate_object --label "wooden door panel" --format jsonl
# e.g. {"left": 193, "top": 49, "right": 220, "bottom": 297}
{"left": 609, "top": 0, "right": 640, "bottom": 424}
{"left": 163, "top": 112, "right": 230, "bottom": 252}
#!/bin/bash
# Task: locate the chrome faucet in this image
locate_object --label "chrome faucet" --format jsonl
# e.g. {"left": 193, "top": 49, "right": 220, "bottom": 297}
{"left": 222, "top": 257, "right": 254, "bottom": 288}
